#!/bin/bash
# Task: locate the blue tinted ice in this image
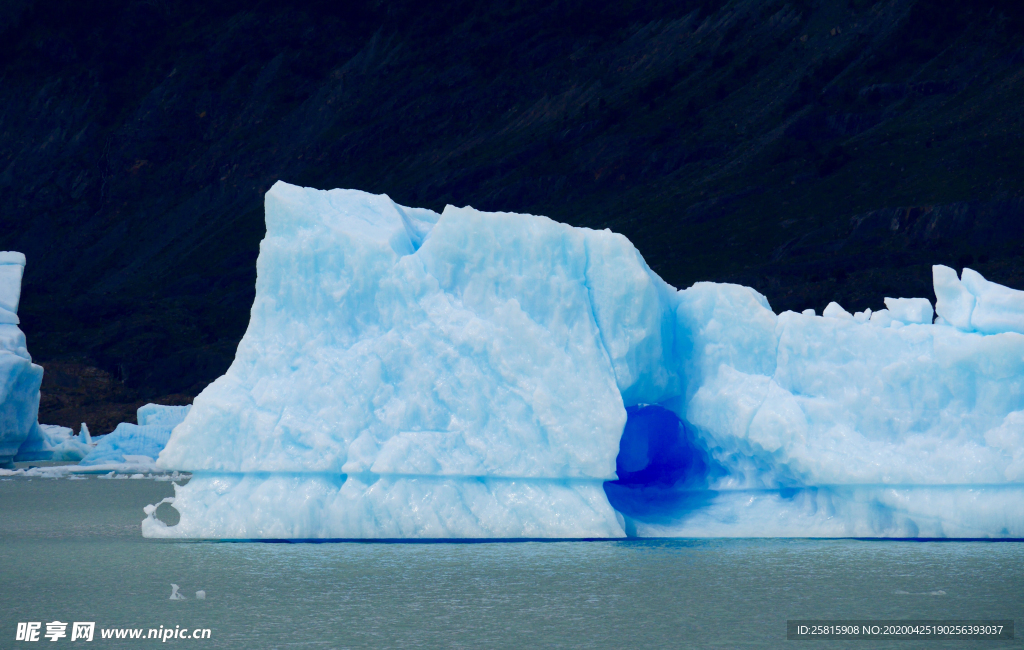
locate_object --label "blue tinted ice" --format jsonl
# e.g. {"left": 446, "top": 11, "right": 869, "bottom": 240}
{"left": 0, "top": 252, "right": 45, "bottom": 468}
{"left": 144, "top": 183, "right": 1024, "bottom": 539}
{"left": 80, "top": 405, "right": 191, "bottom": 468}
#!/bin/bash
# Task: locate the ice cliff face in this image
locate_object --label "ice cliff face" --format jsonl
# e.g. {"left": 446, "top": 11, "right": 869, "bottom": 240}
{"left": 145, "top": 183, "right": 1024, "bottom": 539}
{"left": 0, "top": 252, "right": 45, "bottom": 468}
{"left": 0, "top": 252, "right": 91, "bottom": 466}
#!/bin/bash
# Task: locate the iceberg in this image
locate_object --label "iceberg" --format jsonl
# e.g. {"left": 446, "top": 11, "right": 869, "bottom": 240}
{"left": 0, "top": 251, "right": 96, "bottom": 465}
{"left": 15, "top": 424, "right": 92, "bottom": 462}
{"left": 79, "top": 404, "right": 191, "bottom": 470}
{"left": 0, "top": 252, "right": 45, "bottom": 468}
{"left": 145, "top": 183, "right": 1024, "bottom": 539}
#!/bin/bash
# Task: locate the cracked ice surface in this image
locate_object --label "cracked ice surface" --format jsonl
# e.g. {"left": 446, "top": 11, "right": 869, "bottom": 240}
{"left": 144, "top": 182, "right": 1024, "bottom": 539}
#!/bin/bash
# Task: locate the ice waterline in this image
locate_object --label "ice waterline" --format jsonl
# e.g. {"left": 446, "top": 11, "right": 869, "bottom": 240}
{"left": 143, "top": 182, "right": 1024, "bottom": 539}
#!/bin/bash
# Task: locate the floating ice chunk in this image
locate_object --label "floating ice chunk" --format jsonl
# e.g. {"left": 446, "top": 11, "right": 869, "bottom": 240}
{"left": 822, "top": 302, "right": 852, "bottom": 319}
{"left": 169, "top": 584, "right": 185, "bottom": 600}
{"left": 0, "top": 464, "right": 80, "bottom": 478}
{"left": 195, "top": 591, "right": 205, "bottom": 600}
{"left": 883, "top": 297, "right": 933, "bottom": 324}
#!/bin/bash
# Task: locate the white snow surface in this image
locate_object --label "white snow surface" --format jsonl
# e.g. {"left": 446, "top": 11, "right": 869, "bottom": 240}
{"left": 145, "top": 183, "right": 1024, "bottom": 539}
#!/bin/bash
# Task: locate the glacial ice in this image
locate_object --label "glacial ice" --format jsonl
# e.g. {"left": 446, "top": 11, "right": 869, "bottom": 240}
{"left": 144, "top": 182, "right": 1024, "bottom": 539}
{"left": 1, "top": 400, "right": 192, "bottom": 476}
{"left": 0, "top": 252, "right": 45, "bottom": 468}
{"left": 0, "top": 251, "right": 97, "bottom": 465}
{"left": 0, "top": 251, "right": 26, "bottom": 316}
{"left": 79, "top": 404, "right": 191, "bottom": 469}
{"left": 15, "top": 424, "right": 91, "bottom": 462}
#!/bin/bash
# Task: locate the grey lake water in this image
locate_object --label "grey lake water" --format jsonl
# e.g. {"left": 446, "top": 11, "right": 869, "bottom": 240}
{"left": 1, "top": 476, "right": 1021, "bottom": 649}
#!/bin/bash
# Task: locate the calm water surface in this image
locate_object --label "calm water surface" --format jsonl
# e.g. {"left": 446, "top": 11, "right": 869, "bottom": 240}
{"left": 1, "top": 476, "right": 1021, "bottom": 648}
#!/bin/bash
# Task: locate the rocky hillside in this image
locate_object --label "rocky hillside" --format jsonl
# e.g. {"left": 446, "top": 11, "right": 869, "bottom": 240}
{"left": 1, "top": 0, "right": 1022, "bottom": 431}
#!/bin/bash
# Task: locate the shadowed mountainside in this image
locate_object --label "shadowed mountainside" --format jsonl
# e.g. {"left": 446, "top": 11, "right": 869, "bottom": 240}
{"left": 1, "top": 0, "right": 1022, "bottom": 431}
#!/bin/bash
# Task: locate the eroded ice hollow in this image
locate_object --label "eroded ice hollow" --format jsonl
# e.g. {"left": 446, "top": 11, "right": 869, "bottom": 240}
{"left": 144, "top": 182, "right": 1024, "bottom": 539}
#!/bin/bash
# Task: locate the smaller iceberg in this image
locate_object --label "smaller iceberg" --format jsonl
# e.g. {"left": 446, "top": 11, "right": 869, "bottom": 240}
{"left": 0, "top": 252, "right": 45, "bottom": 468}
{"left": 0, "top": 251, "right": 94, "bottom": 465}
{"left": 79, "top": 404, "right": 191, "bottom": 470}
{"left": 15, "top": 424, "right": 92, "bottom": 462}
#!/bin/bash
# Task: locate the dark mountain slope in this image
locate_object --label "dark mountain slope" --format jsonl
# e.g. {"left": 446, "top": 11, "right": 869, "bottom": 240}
{"left": 0, "top": 0, "right": 1021, "bottom": 431}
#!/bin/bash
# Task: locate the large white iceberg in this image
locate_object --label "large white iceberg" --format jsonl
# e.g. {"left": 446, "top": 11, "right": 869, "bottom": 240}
{"left": 144, "top": 183, "right": 1024, "bottom": 539}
